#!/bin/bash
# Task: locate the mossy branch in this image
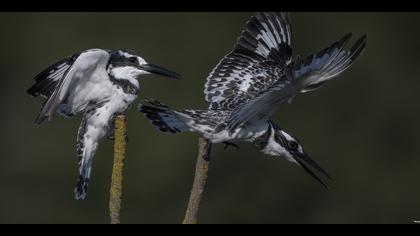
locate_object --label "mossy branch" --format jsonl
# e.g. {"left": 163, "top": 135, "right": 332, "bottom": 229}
{"left": 109, "top": 114, "right": 127, "bottom": 224}
{"left": 182, "top": 137, "right": 212, "bottom": 224}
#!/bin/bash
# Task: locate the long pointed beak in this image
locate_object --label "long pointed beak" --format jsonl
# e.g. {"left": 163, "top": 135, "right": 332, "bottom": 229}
{"left": 294, "top": 153, "right": 333, "bottom": 189}
{"left": 139, "top": 63, "right": 181, "bottom": 80}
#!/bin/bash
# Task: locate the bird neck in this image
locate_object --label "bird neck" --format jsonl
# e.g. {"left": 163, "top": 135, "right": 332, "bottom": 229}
{"left": 108, "top": 73, "right": 140, "bottom": 95}
{"left": 252, "top": 122, "right": 274, "bottom": 150}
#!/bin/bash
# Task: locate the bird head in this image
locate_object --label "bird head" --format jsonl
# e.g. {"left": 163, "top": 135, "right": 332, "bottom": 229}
{"left": 254, "top": 121, "right": 332, "bottom": 188}
{"left": 107, "top": 50, "right": 181, "bottom": 81}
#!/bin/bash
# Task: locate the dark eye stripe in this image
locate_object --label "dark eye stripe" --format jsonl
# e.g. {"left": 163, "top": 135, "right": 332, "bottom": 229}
{"left": 274, "top": 129, "right": 299, "bottom": 151}
{"left": 129, "top": 57, "right": 137, "bottom": 63}
{"left": 274, "top": 131, "right": 288, "bottom": 147}
{"left": 288, "top": 141, "right": 298, "bottom": 150}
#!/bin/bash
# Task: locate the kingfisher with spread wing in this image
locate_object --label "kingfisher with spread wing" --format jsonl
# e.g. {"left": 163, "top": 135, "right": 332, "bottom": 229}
{"left": 139, "top": 12, "right": 366, "bottom": 187}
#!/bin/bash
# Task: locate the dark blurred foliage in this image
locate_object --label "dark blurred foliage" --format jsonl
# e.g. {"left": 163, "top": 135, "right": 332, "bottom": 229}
{"left": 0, "top": 12, "right": 419, "bottom": 224}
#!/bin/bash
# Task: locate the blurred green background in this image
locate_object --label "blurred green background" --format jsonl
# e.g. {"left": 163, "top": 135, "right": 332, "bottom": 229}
{"left": 0, "top": 12, "right": 419, "bottom": 224}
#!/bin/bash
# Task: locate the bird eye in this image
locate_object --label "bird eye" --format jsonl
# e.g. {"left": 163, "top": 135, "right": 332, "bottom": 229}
{"left": 288, "top": 141, "right": 298, "bottom": 150}
{"left": 128, "top": 57, "right": 137, "bottom": 63}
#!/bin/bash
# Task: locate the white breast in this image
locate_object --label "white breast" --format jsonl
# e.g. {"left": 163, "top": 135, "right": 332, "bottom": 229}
{"left": 109, "top": 84, "right": 138, "bottom": 113}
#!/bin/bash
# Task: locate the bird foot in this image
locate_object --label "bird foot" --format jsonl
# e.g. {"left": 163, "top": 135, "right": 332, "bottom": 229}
{"left": 223, "top": 142, "right": 240, "bottom": 151}
{"left": 107, "top": 130, "right": 115, "bottom": 140}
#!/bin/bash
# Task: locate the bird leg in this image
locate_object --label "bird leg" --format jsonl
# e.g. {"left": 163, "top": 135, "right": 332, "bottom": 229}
{"left": 107, "top": 124, "right": 115, "bottom": 140}
{"left": 223, "top": 142, "right": 240, "bottom": 150}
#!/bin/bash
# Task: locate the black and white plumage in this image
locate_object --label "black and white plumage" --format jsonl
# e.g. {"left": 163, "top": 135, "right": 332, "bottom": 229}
{"left": 28, "top": 48, "right": 181, "bottom": 200}
{"left": 140, "top": 13, "right": 367, "bottom": 188}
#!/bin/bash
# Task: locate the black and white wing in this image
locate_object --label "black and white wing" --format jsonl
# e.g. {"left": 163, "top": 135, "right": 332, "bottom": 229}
{"left": 27, "top": 54, "right": 79, "bottom": 98}
{"left": 226, "top": 34, "right": 367, "bottom": 132}
{"left": 205, "top": 12, "right": 293, "bottom": 110}
{"left": 294, "top": 34, "right": 367, "bottom": 92}
{"left": 29, "top": 49, "right": 110, "bottom": 124}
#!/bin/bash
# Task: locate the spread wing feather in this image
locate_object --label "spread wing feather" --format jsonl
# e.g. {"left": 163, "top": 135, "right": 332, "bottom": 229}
{"left": 27, "top": 54, "right": 79, "bottom": 98}
{"left": 204, "top": 12, "right": 293, "bottom": 110}
{"left": 29, "top": 49, "right": 110, "bottom": 124}
{"left": 226, "top": 34, "right": 367, "bottom": 132}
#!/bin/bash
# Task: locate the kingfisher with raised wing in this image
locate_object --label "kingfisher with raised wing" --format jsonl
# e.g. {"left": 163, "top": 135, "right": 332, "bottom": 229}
{"left": 28, "top": 49, "right": 181, "bottom": 200}
{"left": 139, "top": 12, "right": 366, "bottom": 187}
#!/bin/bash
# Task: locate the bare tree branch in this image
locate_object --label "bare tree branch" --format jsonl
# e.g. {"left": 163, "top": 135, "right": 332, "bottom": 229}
{"left": 183, "top": 137, "right": 212, "bottom": 224}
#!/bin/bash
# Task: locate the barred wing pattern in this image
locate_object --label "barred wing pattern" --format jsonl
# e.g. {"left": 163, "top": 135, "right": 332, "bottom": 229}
{"left": 226, "top": 34, "right": 367, "bottom": 132}
{"left": 27, "top": 54, "right": 79, "bottom": 98}
{"left": 205, "top": 12, "right": 293, "bottom": 111}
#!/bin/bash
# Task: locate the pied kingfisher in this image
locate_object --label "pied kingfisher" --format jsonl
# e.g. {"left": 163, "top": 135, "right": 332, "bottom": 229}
{"left": 28, "top": 49, "right": 181, "bottom": 200}
{"left": 140, "top": 12, "right": 367, "bottom": 187}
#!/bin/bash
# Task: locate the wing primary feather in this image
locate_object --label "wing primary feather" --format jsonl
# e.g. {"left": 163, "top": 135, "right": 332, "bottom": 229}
{"left": 205, "top": 12, "right": 293, "bottom": 111}
{"left": 27, "top": 53, "right": 78, "bottom": 98}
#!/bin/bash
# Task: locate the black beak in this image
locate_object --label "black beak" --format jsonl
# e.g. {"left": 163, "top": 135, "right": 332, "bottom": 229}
{"left": 293, "top": 153, "right": 333, "bottom": 189}
{"left": 139, "top": 63, "right": 181, "bottom": 80}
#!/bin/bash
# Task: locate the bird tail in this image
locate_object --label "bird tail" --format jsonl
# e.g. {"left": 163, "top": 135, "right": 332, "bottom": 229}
{"left": 74, "top": 115, "right": 96, "bottom": 200}
{"left": 293, "top": 33, "right": 367, "bottom": 93}
{"left": 139, "top": 99, "right": 190, "bottom": 133}
{"left": 74, "top": 171, "right": 91, "bottom": 201}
